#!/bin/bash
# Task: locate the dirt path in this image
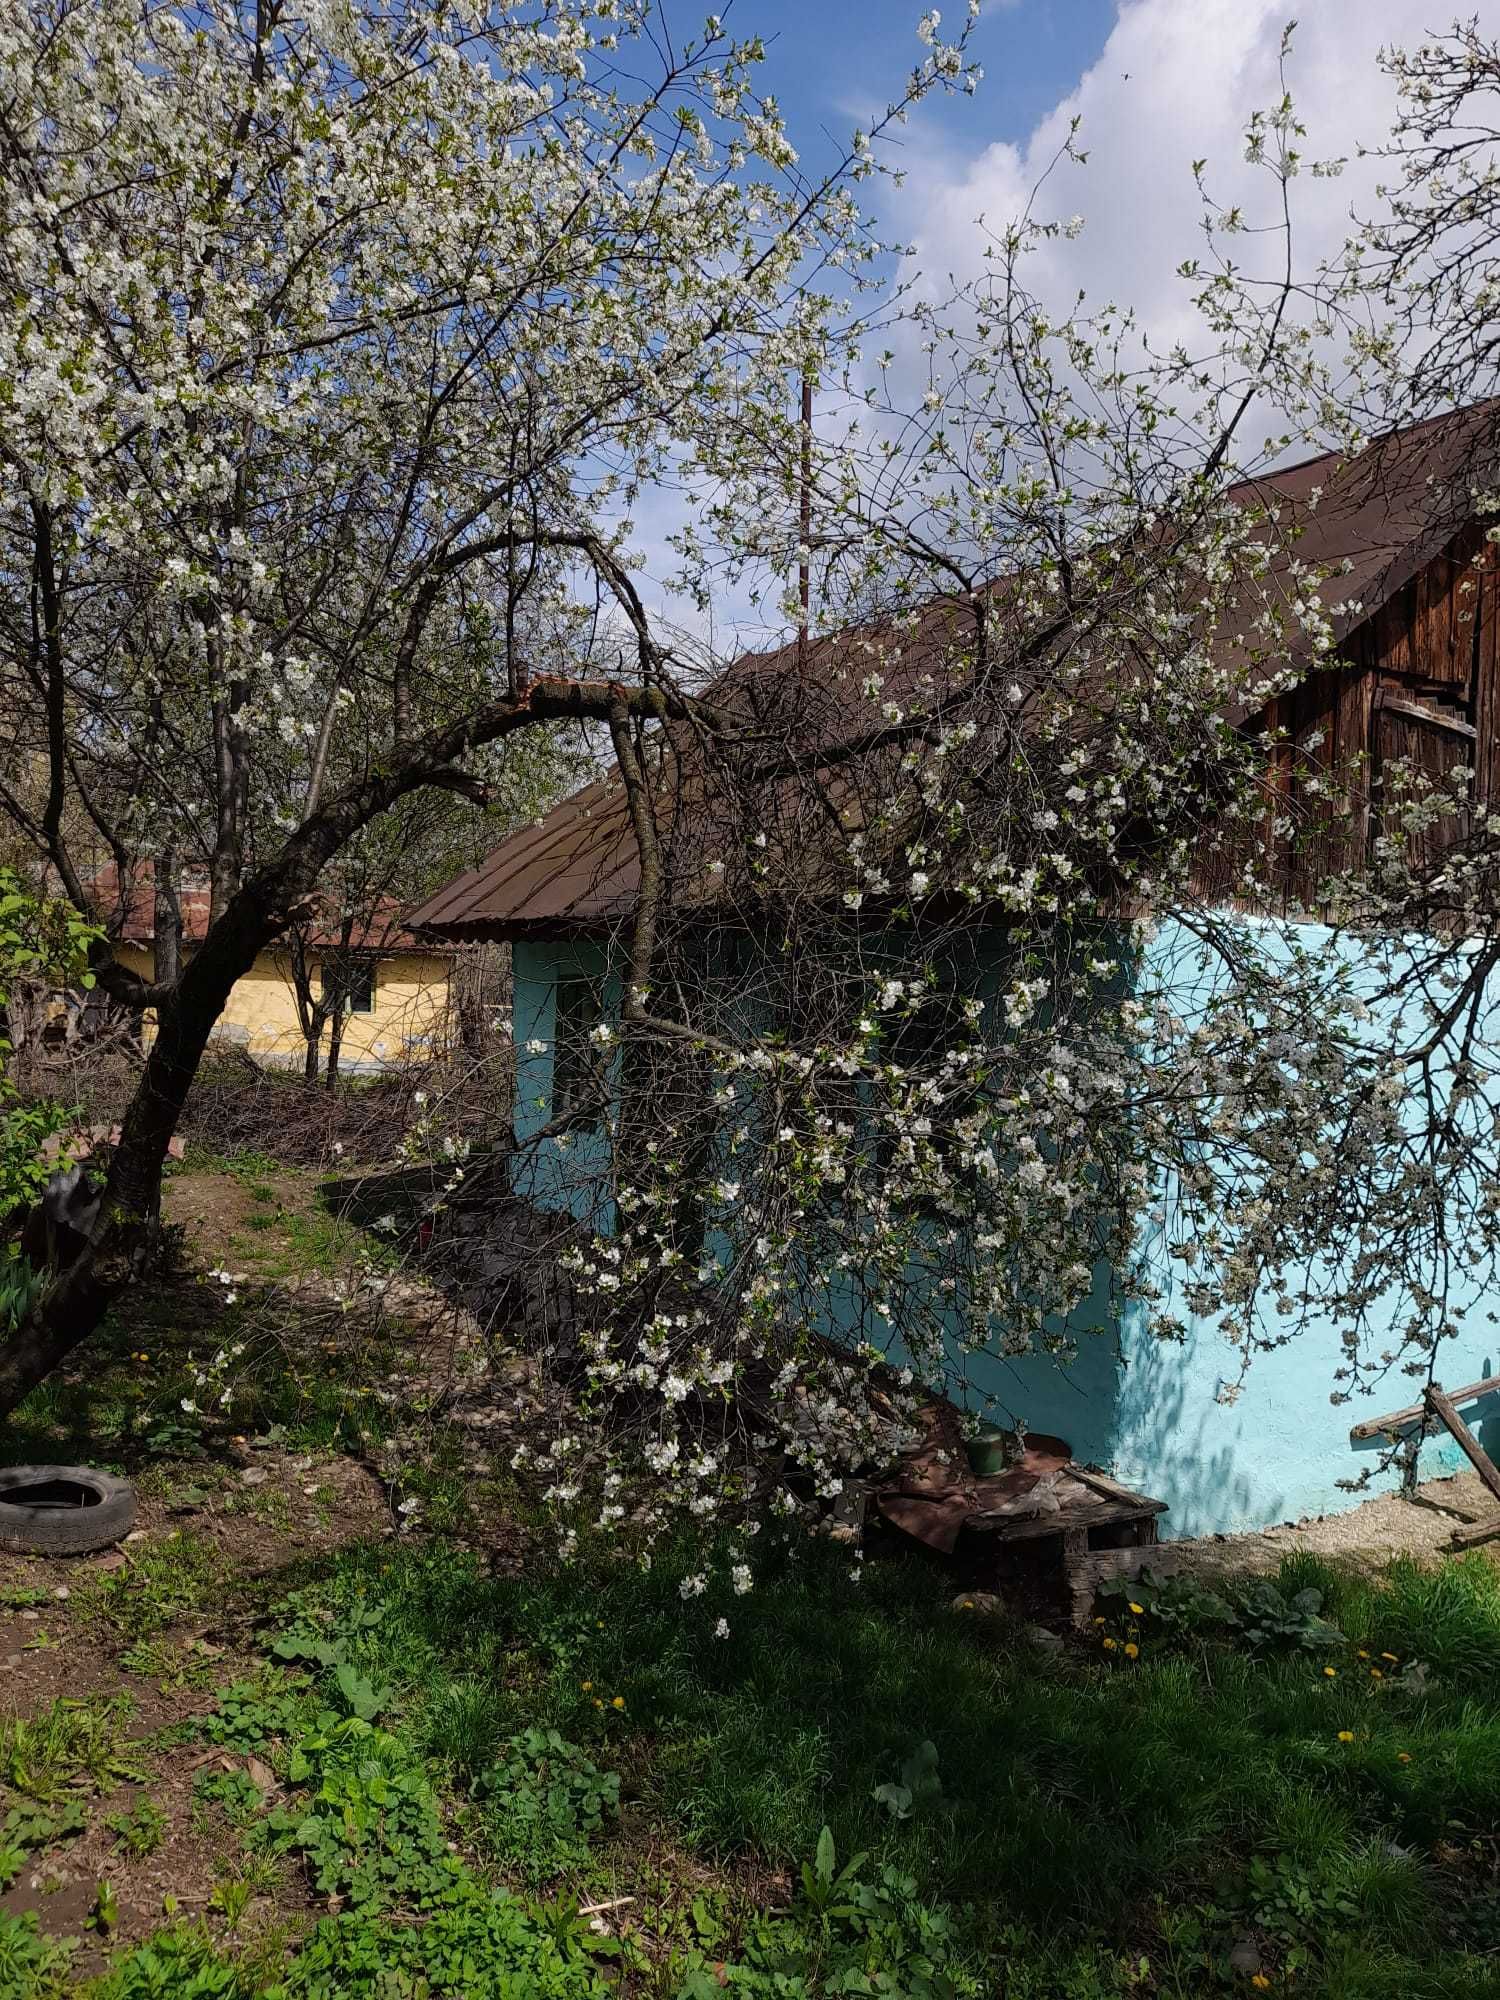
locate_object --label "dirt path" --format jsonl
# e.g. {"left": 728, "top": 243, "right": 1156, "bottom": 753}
{"left": 1173, "top": 1466, "right": 1499, "bottom": 1577}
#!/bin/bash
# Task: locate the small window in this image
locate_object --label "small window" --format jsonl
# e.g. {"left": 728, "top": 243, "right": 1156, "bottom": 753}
{"left": 322, "top": 958, "right": 375, "bottom": 1015}
{"left": 552, "top": 975, "right": 602, "bottom": 1114}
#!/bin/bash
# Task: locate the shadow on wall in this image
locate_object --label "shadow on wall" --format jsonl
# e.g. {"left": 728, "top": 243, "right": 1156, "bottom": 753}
{"left": 1114, "top": 1300, "right": 1497, "bottom": 1541}
{"left": 946, "top": 1257, "right": 1127, "bottom": 1472}
{"left": 1111, "top": 1310, "right": 1275, "bottom": 1539}
{"left": 1472, "top": 1381, "right": 1500, "bottom": 1463}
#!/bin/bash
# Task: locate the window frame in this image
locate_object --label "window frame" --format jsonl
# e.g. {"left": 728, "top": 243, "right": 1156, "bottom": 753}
{"left": 321, "top": 956, "right": 376, "bottom": 1016}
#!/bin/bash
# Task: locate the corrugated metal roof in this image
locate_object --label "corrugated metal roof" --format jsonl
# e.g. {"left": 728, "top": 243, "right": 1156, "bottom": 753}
{"left": 409, "top": 403, "right": 1500, "bottom": 941}
{"left": 404, "top": 776, "right": 639, "bottom": 939}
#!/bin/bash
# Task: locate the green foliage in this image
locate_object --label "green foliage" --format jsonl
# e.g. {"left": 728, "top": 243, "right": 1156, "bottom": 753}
{"left": 106, "top": 1796, "right": 169, "bottom": 1859}
{"left": 275, "top": 1881, "right": 614, "bottom": 2000}
{"left": 207, "top": 1876, "right": 256, "bottom": 1932}
{"left": 0, "top": 868, "right": 100, "bottom": 1222}
{"left": 417, "top": 1676, "right": 520, "bottom": 1780}
{"left": 1098, "top": 1567, "right": 1345, "bottom": 1650}
{"left": 3, "top": 1794, "right": 88, "bottom": 1853}
{"left": 471, "top": 1728, "right": 620, "bottom": 1883}
{"left": 0, "top": 1694, "right": 143, "bottom": 1805}
{"left": 263, "top": 1717, "right": 456, "bottom": 1911}
{"left": 0, "top": 1908, "right": 74, "bottom": 1996}
{"left": 53, "top": 1529, "right": 1500, "bottom": 2000}
{"left": 872, "top": 1740, "right": 948, "bottom": 1822}
{"left": 193, "top": 1768, "right": 268, "bottom": 1832}
{"left": 79, "top": 1531, "right": 226, "bottom": 1641}
{"left": 680, "top": 1830, "right": 979, "bottom": 2000}
{"left": 85, "top": 1924, "right": 260, "bottom": 2000}
{"left": 0, "top": 1252, "right": 46, "bottom": 1336}
{"left": 204, "top": 1669, "right": 317, "bottom": 1749}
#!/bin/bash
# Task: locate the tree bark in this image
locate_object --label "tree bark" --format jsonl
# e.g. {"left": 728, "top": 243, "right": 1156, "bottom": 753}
{"left": 154, "top": 844, "right": 182, "bottom": 988}
{"left": 324, "top": 990, "right": 346, "bottom": 1090}
{"left": 0, "top": 905, "right": 266, "bottom": 1418}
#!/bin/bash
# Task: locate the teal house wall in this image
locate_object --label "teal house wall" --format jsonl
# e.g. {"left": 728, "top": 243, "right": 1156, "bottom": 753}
{"left": 508, "top": 928, "right": 1500, "bottom": 1539}
{"left": 511, "top": 939, "right": 619, "bottom": 1226}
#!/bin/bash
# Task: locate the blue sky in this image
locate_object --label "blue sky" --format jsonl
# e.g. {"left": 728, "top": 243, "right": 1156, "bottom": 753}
{"left": 636, "top": 0, "right": 1454, "bottom": 641}
{"left": 742, "top": 0, "right": 1117, "bottom": 178}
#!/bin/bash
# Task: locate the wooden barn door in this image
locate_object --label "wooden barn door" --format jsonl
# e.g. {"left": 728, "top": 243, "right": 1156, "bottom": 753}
{"left": 1370, "top": 686, "right": 1476, "bottom": 874}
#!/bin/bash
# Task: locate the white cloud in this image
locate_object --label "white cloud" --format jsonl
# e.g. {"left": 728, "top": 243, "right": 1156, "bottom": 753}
{"left": 894, "top": 0, "right": 1430, "bottom": 368}
{"left": 630, "top": 2, "right": 1447, "bottom": 652}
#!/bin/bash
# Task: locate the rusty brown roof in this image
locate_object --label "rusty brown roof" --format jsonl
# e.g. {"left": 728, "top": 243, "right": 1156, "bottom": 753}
{"left": 402, "top": 776, "right": 640, "bottom": 940}
{"left": 408, "top": 402, "right": 1500, "bottom": 941}
{"left": 93, "top": 863, "right": 437, "bottom": 952}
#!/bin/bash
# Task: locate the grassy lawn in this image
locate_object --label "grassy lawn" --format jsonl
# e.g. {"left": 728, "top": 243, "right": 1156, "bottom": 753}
{"left": 2, "top": 1166, "right": 1499, "bottom": 1997}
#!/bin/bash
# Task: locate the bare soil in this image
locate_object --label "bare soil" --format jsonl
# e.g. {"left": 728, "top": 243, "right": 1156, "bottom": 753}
{"left": 0, "top": 1433, "right": 392, "bottom": 1974}
{"left": 1167, "top": 1465, "right": 1500, "bottom": 1579}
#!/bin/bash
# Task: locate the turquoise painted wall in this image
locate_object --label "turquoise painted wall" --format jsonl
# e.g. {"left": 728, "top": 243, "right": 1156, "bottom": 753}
{"left": 1111, "top": 915, "right": 1500, "bottom": 1537}
{"left": 510, "top": 938, "right": 619, "bottom": 1225}
{"left": 506, "top": 923, "right": 1500, "bottom": 1539}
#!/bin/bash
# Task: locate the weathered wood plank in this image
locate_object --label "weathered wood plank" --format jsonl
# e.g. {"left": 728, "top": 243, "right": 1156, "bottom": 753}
{"left": 1377, "top": 695, "right": 1477, "bottom": 738}
{"left": 1069, "top": 1464, "right": 1170, "bottom": 1512}
{"left": 1426, "top": 1385, "right": 1500, "bottom": 1507}
{"left": 1077, "top": 1543, "right": 1197, "bottom": 1588}
{"left": 1448, "top": 1514, "right": 1500, "bottom": 1552}
{"left": 1348, "top": 1370, "right": 1500, "bottom": 1440}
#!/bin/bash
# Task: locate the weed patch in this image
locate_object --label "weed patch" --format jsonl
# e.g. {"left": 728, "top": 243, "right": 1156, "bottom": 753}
{"left": 470, "top": 1728, "right": 621, "bottom": 1884}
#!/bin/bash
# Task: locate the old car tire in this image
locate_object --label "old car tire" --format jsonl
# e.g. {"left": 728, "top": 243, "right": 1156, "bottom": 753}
{"left": 0, "top": 1465, "right": 136, "bottom": 1555}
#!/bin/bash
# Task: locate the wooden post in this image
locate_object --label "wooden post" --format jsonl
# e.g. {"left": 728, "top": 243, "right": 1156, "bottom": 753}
{"left": 1424, "top": 1384, "right": 1500, "bottom": 1506}
{"left": 1348, "top": 1370, "right": 1500, "bottom": 1440}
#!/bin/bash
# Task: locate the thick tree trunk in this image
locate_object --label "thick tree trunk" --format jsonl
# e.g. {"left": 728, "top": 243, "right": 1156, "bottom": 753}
{"left": 153, "top": 844, "right": 182, "bottom": 987}
{"left": 0, "top": 676, "right": 707, "bottom": 1425}
{"left": 0, "top": 906, "right": 268, "bottom": 1423}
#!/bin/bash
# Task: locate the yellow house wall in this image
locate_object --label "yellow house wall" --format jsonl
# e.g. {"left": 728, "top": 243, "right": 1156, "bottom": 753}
{"left": 117, "top": 943, "right": 453, "bottom": 1070}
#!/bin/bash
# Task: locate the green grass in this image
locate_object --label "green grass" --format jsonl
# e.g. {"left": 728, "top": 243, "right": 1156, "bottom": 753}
{"left": 76, "top": 1530, "right": 233, "bottom": 1642}
{"left": 8, "top": 1525, "right": 1499, "bottom": 1996}
{"left": 6, "top": 1156, "right": 1498, "bottom": 1998}
{"left": 209, "top": 1533, "right": 1500, "bottom": 1999}
{"left": 4, "top": 1273, "right": 399, "bottom": 1474}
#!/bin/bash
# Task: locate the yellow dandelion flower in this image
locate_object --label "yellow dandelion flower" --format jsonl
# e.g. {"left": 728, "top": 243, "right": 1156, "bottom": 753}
{"left": 1123, "top": 1642, "right": 1139, "bottom": 1660}
{"left": 1128, "top": 1602, "right": 1145, "bottom": 1616}
{"left": 1370, "top": 1668, "right": 1383, "bottom": 1679}
{"left": 611, "top": 1695, "right": 625, "bottom": 1710}
{"left": 1381, "top": 1651, "right": 1398, "bottom": 1663}
{"left": 1397, "top": 1751, "right": 1412, "bottom": 1764}
{"left": 1102, "top": 1637, "right": 1117, "bottom": 1651}
{"left": 1323, "top": 1666, "right": 1337, "bottom": 1678}
{"left": 1092, "top": 1616, "right": 1106, "bottom": 1626}
{"left": 580, "top": 1681, "right": 593, "bottom": 1692}
{"left": 593, "top": 1699, "right": 603, "bottom": 1710}
{"left": 1357, "top": 1649, "right": 1370, "bottom": 1659}
{"left": 1337, "top": 1730, "right": 1354, "bottom": 1743}
{"left": 960, "top": 1599, "right": 975, "bottom": 1610}
{"left": 1251, "top": 1978, "right": 1271, "bottom": 1993}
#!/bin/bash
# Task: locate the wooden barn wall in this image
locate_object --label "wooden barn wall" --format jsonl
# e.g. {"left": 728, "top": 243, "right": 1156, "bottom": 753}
{"left": 1193, "top": 522, "right": 1500, "bottom": 912}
